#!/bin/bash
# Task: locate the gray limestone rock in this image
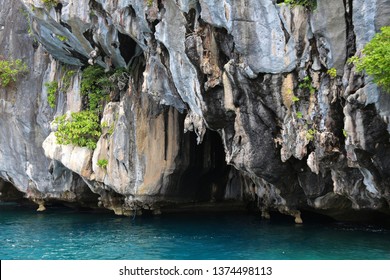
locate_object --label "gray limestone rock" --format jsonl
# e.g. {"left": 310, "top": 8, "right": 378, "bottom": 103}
{"left": 0, "top": 0, "right": 52, "bottom": 194}
{"left": 311, "top": 0, "right": 347, "bottom": 73}
{"left": 1, "top": 0, "right": 390, "bottom": 221}
{"left": 353, "top": 0, "right": 389, "bottom": 50}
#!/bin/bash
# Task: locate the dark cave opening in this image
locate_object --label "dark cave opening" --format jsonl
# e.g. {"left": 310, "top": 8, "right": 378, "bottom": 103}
{"left": 0, "top": 178, "right": 29, "bottom": 204}
{"left": 117, "top": 31, "right": 137, "bottom": 65}
{"left": 126, "top": 5, "right": 136, "bottom": 17}
{"left": 54, "top": 2, "right": 63, "bottom": 13}
{"left": 83, "top": 29, "right": 94, "bottom": 48}
{"left": 178, "top": 129, "right": 231, "bottom": 203}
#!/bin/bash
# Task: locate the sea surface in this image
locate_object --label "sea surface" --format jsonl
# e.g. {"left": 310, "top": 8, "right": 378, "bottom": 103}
{"left": 1, "top": 203, "right": 390, "bottom": 260}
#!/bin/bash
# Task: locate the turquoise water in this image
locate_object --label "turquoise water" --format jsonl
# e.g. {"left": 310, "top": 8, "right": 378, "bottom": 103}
{"left": 1, "top": 203, "right": 390, "bottom": 260}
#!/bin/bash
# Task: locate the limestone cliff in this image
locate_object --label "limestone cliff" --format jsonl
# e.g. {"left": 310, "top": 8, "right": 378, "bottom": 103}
{"left": 1, "top": 0, "right": 390, "bottom": 222}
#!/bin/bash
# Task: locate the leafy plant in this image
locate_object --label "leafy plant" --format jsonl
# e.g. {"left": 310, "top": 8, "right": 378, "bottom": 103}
{"left": 44, "top": 69, "right": 76, "bottom": 108}
{"left": 45, "top": 81, "right": 58, "bottom": 108}
{"left": 101, "top": 120, "right": 116, "bottom": 136}
{"left": 56, "top": 34, "right": 67, "bottom": 42}
{"left": 0, "top": 58, "right": 28, "bottom": 87}
{"left": 101, "top": 121, "right": 109, "bottom": 128}
{"left": 347, "top": 55, "right": 359, "bottom": 65}
{"left": 42, "top": 0, "right": 58, "bottom": 9}
{"left": 349, "top": 26, "right": 390, "bottom": 92}
{"left": 146, "top": 0, "right": 154, "bottom": 7}
{"left": 327, "top": 68, "right": 337, "bottom": 78}
{"left": 342, "top": 129, "right": 348, "bottom": 138}
{"left": 61, "top": 69, "right": 75, "bottom": 91}
{"left": 81, "top": 65, "right": 112, "bottom": 112}
{"left": 306, "top": 128, "right": 316, "bottom": 141}
{"left": 54, "top": 110, "right": 101, "bottom": 150}
{"left": 81, "top": 66, "right": 129, "bottom": 112}
{"left": 20, "top": 8, "right": 36, "bottom": 39}
{"left": 292, "top": 95, "right": 300, "bottom": 102}
{"left": 283, "top": 0, "right": 316, "bottom": 9}
{"left": 299, "top": 76, "right": 316, "bottom": 94}
{"left": 107, "top": 124, "right": 115, "bottom": 135}
{"left": 97, "top": 159, "right": 108, "bottom": 169}
{"left": 296, "top": 111, "right": 303, "bottom": 119}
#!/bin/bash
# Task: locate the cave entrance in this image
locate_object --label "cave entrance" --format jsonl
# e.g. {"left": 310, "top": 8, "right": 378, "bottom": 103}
{"left": 178, "top": 129, "right": 231, "bottom": 203}
{"left": 0, "top": 178, "right": 28, "bottom": 203}
{"left": 118, "top": 31, "right": 138, "bottom": 65}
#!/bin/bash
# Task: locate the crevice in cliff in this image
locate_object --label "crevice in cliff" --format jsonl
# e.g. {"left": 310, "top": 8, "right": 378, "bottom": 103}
{"left": 89, "top": 0, "right": 109, "bottom": 23}
{"left": 330, "top": 97, "right": 347, "bottom": 151}
{"left": 277, "top": 13, "right": 290, "bottom": 46}
{"left": 54, "top": 2, "right": 62, "bottom": 14}
{"left": 184, "top": 8, "right": 197, "bottom": 35}
{"left": 60, "top": 21, "right": 72, "bottom": 33}
{"left": 128, "top": 52, "right": 146, "bottom": 92}
{"left": 213, "top": 27, "right": 234, "bottom": 65}
{"left": 67, "top": 49, "right": 90, "bottom": 66}
{"left": 344, "top": 0, "right": 356, "bottom": 59}
{"left": 144, "top": 0, "right": 162, "bottom": 25}
{"left": 308, "top": 37, "right": 326, "bottom": 71}
{"left": 54, "top": 2, "right": 63, "bottom": 23}
{"left": 164, "top": 108, "right": 169, "bottom": 161}
{"left": 183, "top": 10, "right": 207, "bottom": 94}
{"left": 156, "top": 0, "right": 163, "bottom": 10}
{"left": 126, "top": 5, "right": 136, "bottom": 17}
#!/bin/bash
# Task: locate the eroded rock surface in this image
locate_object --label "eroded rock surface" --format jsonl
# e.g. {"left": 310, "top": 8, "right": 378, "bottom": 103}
{"left": 1, "top": 0, "right": 390, "bottom": 222}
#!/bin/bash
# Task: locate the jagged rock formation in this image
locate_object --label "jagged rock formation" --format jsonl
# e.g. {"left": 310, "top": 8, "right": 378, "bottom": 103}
{"left": 1, "top": 0, "right": 390, "bottom": 222}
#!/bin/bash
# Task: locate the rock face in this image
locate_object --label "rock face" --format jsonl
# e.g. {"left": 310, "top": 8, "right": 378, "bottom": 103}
{"left": 1, "top": 0, "right": 390, "bottom": 222}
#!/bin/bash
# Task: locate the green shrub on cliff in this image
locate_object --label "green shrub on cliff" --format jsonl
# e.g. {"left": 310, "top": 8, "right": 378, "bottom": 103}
{"left": 55, "top": 34, "right": 68, "bottom": 42}
{"left": 45, "top": 81, "right": 58, "bottom": 108}
{"left": 52, "top": 65, "right": 128, "bottom": 150}
{"left": 349, "top": 26, "right": 390, "bottom": 92}
{"left": 42, "top": 0, "right": 58, "bottom": 9}
{"left": 81, "top": 65, "right": 129, "bottom": 112}
{"left": 327, "top": 68, "right": 337, "bottom": 78}
{"left": 54, "top": 110, "right": 101, "bottom": 150}
{"left": 62, "top": 69, "right": 75, "bottom": 90}
{"left": 81, "top": 65, "right": 112, "bottom": 112}
{"left": 97, "top": 159, "right": 108, "bottom": 169}
{"left": 306, "top": 128, "right": 316, "bottom": 141}
{"left": 0, "top": 58, "right": 28, "bottom": 87}
{"left": 44, "top": 69, "right": 75, "bottom": 109}
{"left": 283, "top": 0, "right": 316, "bottom": 9}
{"left": 299, "top": 76, "right": 316, "bottom": 94}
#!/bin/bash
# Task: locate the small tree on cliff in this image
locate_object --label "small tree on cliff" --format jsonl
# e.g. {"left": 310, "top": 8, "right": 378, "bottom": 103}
{"left": 0, "top": 58, "right": 28, "bottom": 87}
{"left": 349, "top": 26, "right": 390, "bottom": 92}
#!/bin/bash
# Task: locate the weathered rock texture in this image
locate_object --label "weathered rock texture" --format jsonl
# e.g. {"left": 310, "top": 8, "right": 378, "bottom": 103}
{"left": 1, "top": 0, "right": 390, "bottom": 222}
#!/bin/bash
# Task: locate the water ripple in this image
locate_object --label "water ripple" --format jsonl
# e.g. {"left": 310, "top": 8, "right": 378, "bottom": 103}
{"left": 1, "top": 206, "right": 390, "bottom": 259}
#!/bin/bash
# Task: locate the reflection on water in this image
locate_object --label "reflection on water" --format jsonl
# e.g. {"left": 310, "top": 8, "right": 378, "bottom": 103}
{"left": 1, "top": 203, "right": 390, "bottom": 260}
